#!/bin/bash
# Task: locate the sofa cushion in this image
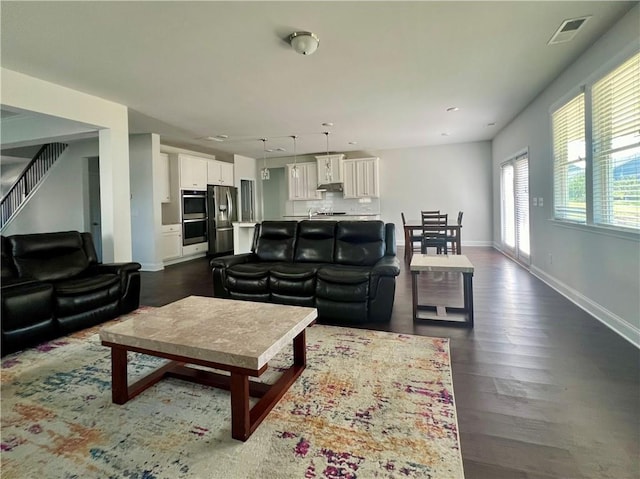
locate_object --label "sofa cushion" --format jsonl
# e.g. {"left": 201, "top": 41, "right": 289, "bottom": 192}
{"left": 8, "top": 231, "right": 90, "bottom": 281}
{"left": 269, "top": 264, "right": 317, "bottom": 297}
{"left": 294, "top": 221, "right": 336, "bottom": 263}
{"left": 334, "top": 221, "right": 385, "bottom": 266}
{"left": 317, "top": 266, "right": 370, "bottom": 302}
{"left": 254, "top": 221, "right": 298, "bottom": 262}
{"left": 53, "top": 274, "right": 120, "bottom": 295}
{"left": 226, "top": 263, "right": 271, "bottom": 294}
{"left": 53, "top": 274, "right": 121, "bottom": 316}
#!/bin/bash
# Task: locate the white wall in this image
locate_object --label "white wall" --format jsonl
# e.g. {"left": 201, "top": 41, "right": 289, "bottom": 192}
{"left": 2, "top": 142, "right": 90, "bottom": 236}
{"left": 492, "top": 5, "right": 640, "bottom": 346}
{"left": 130, "top": 134, "right": 163, "bottom": 271}
{"left": 374, "top": 142, "right": 493, "bottom": 246}
{"left": 1, "top": 68, "right": 132, "bottom": 262}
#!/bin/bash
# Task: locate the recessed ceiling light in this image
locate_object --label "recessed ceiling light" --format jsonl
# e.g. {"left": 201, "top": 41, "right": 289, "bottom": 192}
{"left": 441, "top": 133, "right": 450, "bottom": 136}
{"left": 322, "top": 122, "right": 334, "bottom": 127}
{"left": 265, "top": 148, "right": 274, "bottom": 153}
{"left": 446, "top": 107, "right": 459, "bottom": 112}
{"left": 275, "top": 147, "right": 286, "bottom": 152}
{"left": 487, "top": 122, "right": 496, "bottom": 127}
{"left": 348, "top": 141, "right": 358, "bottom": 145}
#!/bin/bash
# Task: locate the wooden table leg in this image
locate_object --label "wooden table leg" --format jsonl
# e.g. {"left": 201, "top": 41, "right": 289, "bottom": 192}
{"left": 230, "top": 372, "right": 250, "bottom": 441}
{"left": 463, "top": 271, "right": 474, "bottom": 328}
{"left": 111, "top": 347, "right": 129, "bottom": 405}
{"left": 411, "top": 271, "right": 418, "bottom": 320}
{"left": 293, "top": 329, "right": 306, "bottom": 367}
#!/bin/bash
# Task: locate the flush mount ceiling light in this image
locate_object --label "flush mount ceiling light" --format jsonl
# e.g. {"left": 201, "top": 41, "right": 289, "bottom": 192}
{"left": 288, "top": 31, "right": 319, "bottom": 56}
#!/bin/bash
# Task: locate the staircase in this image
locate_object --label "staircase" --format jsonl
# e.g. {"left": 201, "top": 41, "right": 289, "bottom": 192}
{"left": 1, "top": 142, "right": 68, "bottom": 229}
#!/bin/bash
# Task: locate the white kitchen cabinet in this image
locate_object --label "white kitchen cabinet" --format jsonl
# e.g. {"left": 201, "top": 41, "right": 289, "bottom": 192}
{"left": 161, "top": 224, "right": 182, "bottom": 260}
{"left": 179, "top": 154, "right": 209, "bottom": 190}
{"left": 182, "top": 242, "right": 208, "bottom": 257}
{"left": 207, "top": 160, "right": 234, "bottom": 186}
{"left": 158, "top": 153, "right": 171, "bottom": 203}
{"left": 341, "top": 157, "right": 379, "bottom": 198}
{"left": 315, "top": 154, "right": 344, "bottom": 185}
{"left": 287, "top": 162, "right": 322, "bottom": 200}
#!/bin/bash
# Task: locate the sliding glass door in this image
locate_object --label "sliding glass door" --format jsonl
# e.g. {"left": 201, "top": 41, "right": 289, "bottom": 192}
{"left": 501, "top": 152, "right": 530, "bottom": 264}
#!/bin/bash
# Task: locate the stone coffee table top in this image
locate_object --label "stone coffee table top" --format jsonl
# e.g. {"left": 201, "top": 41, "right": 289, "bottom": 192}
{"left": 99, "top": 296, "right": 317, "bottom": 370}
{"left": 410, "top": 254, "right": 474, "bottom": 273}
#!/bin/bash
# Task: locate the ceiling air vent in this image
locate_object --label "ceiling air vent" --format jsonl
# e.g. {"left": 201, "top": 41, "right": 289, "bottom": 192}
{"left": 548, "top": 16, "right": 591, "bottom": 45}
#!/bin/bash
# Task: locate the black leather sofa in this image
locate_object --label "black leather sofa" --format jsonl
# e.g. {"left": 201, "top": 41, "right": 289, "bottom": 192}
{"left": 211, "top": 220, "right": 400, "bottom": 323}
{"left": 1, "top": 231, "right": 142, "bottom": 356}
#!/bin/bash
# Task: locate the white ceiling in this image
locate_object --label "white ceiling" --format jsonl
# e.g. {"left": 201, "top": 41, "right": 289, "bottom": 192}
{"left": 1, "top": 1, "right": 635, "bottom": 159}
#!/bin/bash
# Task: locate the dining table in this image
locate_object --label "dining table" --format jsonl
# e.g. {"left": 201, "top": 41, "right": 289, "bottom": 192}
{"left": 403, "top": 220, "right": 462, "bottom": 259}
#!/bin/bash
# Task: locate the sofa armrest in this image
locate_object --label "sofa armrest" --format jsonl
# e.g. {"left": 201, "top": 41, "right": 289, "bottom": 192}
{"left": 371, "top": 256, "right": 401, "bottom": 277}
{"left": 209, "top": 253, "right": 257, "bottom": 269}
{"left": 210, "top": 253, "right": 258, "bottom": 298}
{"left": 88, "top": 262, "right": 142, "bottom": 276}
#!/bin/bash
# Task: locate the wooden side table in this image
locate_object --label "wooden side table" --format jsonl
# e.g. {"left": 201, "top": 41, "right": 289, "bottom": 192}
{"left": 410, "top": 254, "right": 474, "bottom": 328}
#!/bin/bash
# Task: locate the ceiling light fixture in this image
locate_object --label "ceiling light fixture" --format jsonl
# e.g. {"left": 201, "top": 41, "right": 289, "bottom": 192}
{"left": 322, "top": 122, "right": 333, "bottom": 127}
{"left": 291, "top": 135, "right": 299, "bottom": 178}
{"left": 446, "top": 107, "right": 459, "bottom": 112}
{"left": 261, "top": 138, "right": 270, "bottom": 181}
{"left": 288, "top": 31, "right": 320, "bottom": 56}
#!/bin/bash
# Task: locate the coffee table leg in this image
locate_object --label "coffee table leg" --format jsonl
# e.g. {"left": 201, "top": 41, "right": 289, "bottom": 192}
{"left": 293, "top": 329, "right": 306, "bottom": 367}
{"left": 111, "top": 347, "right": 129, "bottom": 404}
{"left": 230, "top": 373, "right": 250, "bottom": 441}
{"left": 463, "top": 271, "right": 474, "bottom": 328}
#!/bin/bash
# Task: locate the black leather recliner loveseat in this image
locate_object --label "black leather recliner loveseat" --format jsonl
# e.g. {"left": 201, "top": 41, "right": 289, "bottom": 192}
{"left": 1, "top": 231, "right": 142, "bottom": 356}
{"left": 211, "top": 220, "right": 400, "bottom": 323}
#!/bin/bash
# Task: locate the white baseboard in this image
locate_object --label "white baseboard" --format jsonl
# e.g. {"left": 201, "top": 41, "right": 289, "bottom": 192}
{"left": 529, "top": 265, "right": 640, "bottom": 348}
{"left": 139, "top": 262, "right": 164, "bottom": 272}
{"left": 492, "top": 244, "right": 639, "bottom": 348}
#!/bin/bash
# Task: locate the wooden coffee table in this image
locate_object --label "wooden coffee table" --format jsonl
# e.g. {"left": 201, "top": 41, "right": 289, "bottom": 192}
{"left": 410, "top": 254, "right": 474, "bottom": 328}
{"left": 99, "top": 296, "right": 317, "bottom": 441}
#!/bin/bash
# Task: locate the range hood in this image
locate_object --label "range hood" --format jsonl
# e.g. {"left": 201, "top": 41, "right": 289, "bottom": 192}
{"left": 316, "top": 182, "right": 344, "bottom": 193}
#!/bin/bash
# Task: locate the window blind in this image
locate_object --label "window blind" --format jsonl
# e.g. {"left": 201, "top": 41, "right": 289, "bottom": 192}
{"left": 592, "top": 52, "right": 640, "bottom": 230}
{"left": 552, "top": 93, "right": 586, "bottom": 222}
{"left": 515, "top": 155, "right": 530, "bottom": 256}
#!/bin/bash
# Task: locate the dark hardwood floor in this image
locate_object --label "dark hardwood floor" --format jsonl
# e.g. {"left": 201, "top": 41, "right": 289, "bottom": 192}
{"left": 139, "top": 247, "right": 640, "bottom": 479}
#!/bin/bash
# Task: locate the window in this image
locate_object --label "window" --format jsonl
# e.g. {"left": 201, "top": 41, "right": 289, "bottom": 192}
{"left": 592, "top": 54, "right": 640, "bottom": 229}
{"left": 552, "top": 51, "right": 639, "bottom": 231}
{"left": 552, "top": 93, "right": 586, "bottom": 222}
{"left": 501, "top": 152, "right": 530, "bottom": 264}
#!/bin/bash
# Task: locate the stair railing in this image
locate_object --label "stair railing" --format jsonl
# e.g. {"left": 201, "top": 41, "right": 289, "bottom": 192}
{"left": 1, "top": 142, "right": 68, "bottom": 229}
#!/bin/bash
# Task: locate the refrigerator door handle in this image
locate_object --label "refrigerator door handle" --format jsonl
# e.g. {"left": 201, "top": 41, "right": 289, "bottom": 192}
{"left": 226, "top": 189, "right": 233, "bottom": 223}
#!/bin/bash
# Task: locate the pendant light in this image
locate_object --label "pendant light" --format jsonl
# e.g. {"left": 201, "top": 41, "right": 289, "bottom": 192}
{"left": 323, "top": 131, "right": 332, "bottom": 182}
{"left": 291, "top": 135, "right": 299, "bottom": 178}
{"left": 260, "top": 138, "right": 270, "bottom": 181}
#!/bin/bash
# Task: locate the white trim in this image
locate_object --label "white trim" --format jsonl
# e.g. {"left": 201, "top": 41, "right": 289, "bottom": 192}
{"left": 139, "top": 261, "right": 164, "bottom": 272}
{"left": 549, "top": 218, "right": 640, "bottom": 242}
{"left": 530, "top": 265, "right": 640, "bottom": 349}
{"left": 492, "top": 244, "right": 639, "bottom": 347}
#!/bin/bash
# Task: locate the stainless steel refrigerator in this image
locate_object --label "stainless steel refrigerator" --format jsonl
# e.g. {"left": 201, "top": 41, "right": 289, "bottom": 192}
{"left": 207, "top": 184, "right": 238, "bottom": 255}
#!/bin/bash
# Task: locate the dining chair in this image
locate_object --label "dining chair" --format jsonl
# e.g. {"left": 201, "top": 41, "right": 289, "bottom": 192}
{"left": 446, "top": 211, "right": 463, "bottom": 254}
{"left": 421, "top": 212, "right": 448, "bottom": 254}
{"left": 401, "top": 212, "right": 422, "bottom": 261}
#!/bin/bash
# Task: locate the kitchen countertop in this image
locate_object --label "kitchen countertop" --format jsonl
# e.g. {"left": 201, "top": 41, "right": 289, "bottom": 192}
{"left": 283, "top": 214, "right": 380, "bottom": 218}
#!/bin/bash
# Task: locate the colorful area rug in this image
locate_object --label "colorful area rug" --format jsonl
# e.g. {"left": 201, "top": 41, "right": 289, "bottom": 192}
{"left": 1, "top": 308, "right": 464, "bottom": 478}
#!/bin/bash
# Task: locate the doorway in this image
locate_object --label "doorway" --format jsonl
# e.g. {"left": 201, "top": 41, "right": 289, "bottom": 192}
{"left": 88, "top": 156, "right": 102, "bottom": 261}
{"left": 501, "top": 151, "right": 530, "bottom": 264}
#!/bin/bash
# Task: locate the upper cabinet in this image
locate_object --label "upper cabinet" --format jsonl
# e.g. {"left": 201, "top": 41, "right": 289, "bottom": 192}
{"left": 207, "top": 160, "right": 234, "bottom": 186}
{"left": 179, "top": 154, "right": 209, "bottom": 190}
{"left": 341, "top": 157, "right": 380, "bottom": 198}
{"left": 287, "top": 162, "right": 322, "bottom": 200}
{"left": 315, "top": 154, "right": 344, "bottom": 185}
{"left": 158, "top": 152, "right": 171, "bottom": 203}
